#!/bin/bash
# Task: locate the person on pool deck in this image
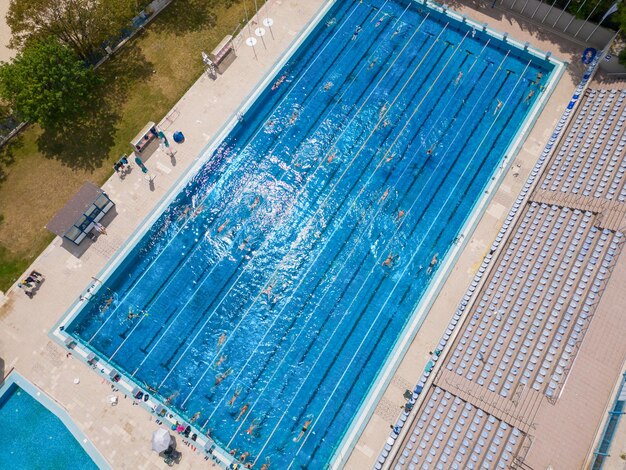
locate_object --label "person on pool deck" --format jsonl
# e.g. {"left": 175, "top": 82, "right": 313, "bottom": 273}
{"left": 228, "top": 386, "right": 242, "bottom": 407}
{"left": 427, "top": 253, "right": 439, "bottom": 274}
{"left": 236, "top": 403, "right": 249, "bottom": 421}
{"left": 494, "top": 99, "right": 503, "bottom": 115}
{"left": 294, "top": 418, "right": 313, "bottom": 442}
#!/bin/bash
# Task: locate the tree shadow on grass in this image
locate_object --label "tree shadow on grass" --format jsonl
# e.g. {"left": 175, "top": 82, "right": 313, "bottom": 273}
{"left": 156, "top": 0, "right": 221, "bottom": 36}
{"left": 0, "top": 134, "right": 22, "bottom": 183}
{"left": 37, "top": 48, "right": 154, "bottom": 171}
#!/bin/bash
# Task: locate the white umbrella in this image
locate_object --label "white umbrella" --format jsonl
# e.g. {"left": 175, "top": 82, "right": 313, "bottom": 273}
{"left": 152, "top": 428, "right": 172, "bottom": 453}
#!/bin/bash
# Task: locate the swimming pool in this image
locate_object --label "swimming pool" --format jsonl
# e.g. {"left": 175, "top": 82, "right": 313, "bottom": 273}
{"left": 63, "top": 0, "right": 557, "bottom": 466}
{"left": 0, "top": 372, "right": 106, "bottom": 469}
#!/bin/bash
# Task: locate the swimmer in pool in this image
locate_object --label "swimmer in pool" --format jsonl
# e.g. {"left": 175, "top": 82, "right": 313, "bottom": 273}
{"left": 535, "top": 71, "right": 542, "bottom": 84}
{"left": 228, "top": 386, "right": 242, "bottom": 407}
{"left": 379, "top": 102, "right": 388, "bottom": 119}
{"left": 215, "top": 355, "right": 227, "bottom": 368}
{"left": 272, "top": 75, "right": 286, "bottom": 91}
{"left": 327, "top": 153, "right": 335, "bottom": 163}
{"left": 382, "top": 253, "right": 396, "bottom": 267}
{"left": 352, "top": 25, "right": 362, "bottom": 40}
{"left": 240, "top": 451, "right": 249, "bottom": 462}
{"left": 250, "top": 196, "right": 260, "bottom": 210}
{"left": 263, "top": 283, "right": 274, "bottom": 300}
{"left": 217, "top": 333, "right": 227, "bottom": 349}
{"left": 294, "top": 418, "right": 313, "bottom": 442}
{"left": 323, "top": 81, "right": 334, "bottom": 91}
{"left": 190, "top": 411, "right": 201, "bottom": 423}
{"left": 238, "top": 238, "right": 250, "bottom": 251}
{"left": 396, "top": 210, "right": 405, "bottom": 221}
{"left": 454, "top": 71, "right": 463, "bottom": 86}
{"left": 260, "top": 457, "right": 271, "bottom": 470}
{"left": 380, "top": 188, "right": 390, "bottom": 202}
{"left": 383, "top": 119, "right": 391, "bottom": 128}
{"left": 236, "top": 403, "right": 249, "bottom": 421}
{"left": 524, "top": 89, "right": 535, "bottom": 104}
{"left": 217, "top": 219, "right": 229, "bottom": 234}
{"left": 215, "top": 368, "right": 233, "bottom": 386}
{"left": 427, "top": 147, "right": 434, "bottom": 156}
{"left": 494, "top": 99, "right": 503, "bottom": 115}
{"left": 246, "top": 418, "right": 260, "bottom": 435}
{"left": 427, "top": 253, "right": 439, "bottom": 274}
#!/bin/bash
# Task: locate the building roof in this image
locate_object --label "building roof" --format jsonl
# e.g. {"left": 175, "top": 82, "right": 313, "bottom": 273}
{"left": 46, "top": 182, "right": 105, "bottom": 237}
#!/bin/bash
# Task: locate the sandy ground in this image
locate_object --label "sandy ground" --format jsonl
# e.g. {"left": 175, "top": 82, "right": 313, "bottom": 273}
{"left": 0, "top": 0, "right": 14, "bottom": 63}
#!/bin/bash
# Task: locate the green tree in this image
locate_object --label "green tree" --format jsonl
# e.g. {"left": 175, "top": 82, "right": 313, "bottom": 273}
{"left": 7, "top": 0, "right": 137, "bottom": 62}
{"left": 0, "top": 38, "right": 99, "bottom": 128}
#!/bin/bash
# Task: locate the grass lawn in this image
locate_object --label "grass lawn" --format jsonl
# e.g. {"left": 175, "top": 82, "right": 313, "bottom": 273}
{"left": 0, "top": 0, "right": 248, "bottom": 291}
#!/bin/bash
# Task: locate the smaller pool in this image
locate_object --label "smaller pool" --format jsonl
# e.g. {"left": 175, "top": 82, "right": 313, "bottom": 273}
{"left": 0, "top": 372, "right": 107, "bottom": 469}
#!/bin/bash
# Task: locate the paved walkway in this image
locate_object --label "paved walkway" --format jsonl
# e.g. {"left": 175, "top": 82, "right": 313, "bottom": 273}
{"left": 0, "top": 2, "right": 15, "bottom": 63}
{"left": 0, "top": 0, "right": 325, "bottom": 467}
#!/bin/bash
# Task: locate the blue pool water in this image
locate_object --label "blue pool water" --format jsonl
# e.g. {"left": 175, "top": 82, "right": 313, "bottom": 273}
{"left": 66, "top": 0, "right": 554, "bottom": 466}
{"left": 0, "top": 383, "right": 98, "bottom": 469}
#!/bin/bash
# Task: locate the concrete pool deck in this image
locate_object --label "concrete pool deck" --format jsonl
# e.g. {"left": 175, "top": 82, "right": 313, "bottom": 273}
{"left": 0, "top": 0, "right": 594, "bottom": 468}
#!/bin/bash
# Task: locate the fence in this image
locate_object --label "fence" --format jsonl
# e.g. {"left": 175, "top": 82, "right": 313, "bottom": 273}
{"left": 591, "top": 372, "right": 626, "bottom": 469}
{"left": 495, "top": 0, "right": 615, "bottom": 47}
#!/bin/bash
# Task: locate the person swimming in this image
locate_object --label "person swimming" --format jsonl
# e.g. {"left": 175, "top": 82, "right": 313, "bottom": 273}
{"left": 382, "top": 253, "right": 396, "bottom": 267}
{"left": 217, "top": 219, "right": 229, "bottom": 234}
{"left": 294, "top": 418, "right": 313, "bottom": 442}
{"left": 260, "top": 457, "right": 271, "bottom": 470}
{"left": 396, "top": 210, "right": 405, "bottom": 221}
{"left": 165, "top": 392, "right": 178, "bottom": 405}
{"left": 426, "top": 147, "right": 434, "bottom": 156}
{"left": 379, "top": 102, "right": 388, "bottom": 119}
{"left": 190, "top": 411, "right": 201, "bottom": 423}
{"left": 272, "top": 75, "right": 286, "bottom": 91}
{"left": 380, "top": 188, "right": 390, "bottom": 202}
{"left": 239, "top": 451, "right": 250, "bottom": 462}
{"left": 327, "top": 153, "right": 335, "bottom": 163}
{"left": 228, "top": 386, "right": 242, "bottom": 407}
{"left": 323, "top": 81, "right": 333, "bottom": 91}
{"left": 215, "top": 355, "right": 227, "bottom": 368}
{"left": 263, "top": 283, "right": 274, "bottom": 300}
{"left": 454, "top": 71, "right": 463, "bottom": 86}
{"left": 535, "top": 71, "right": 543, "bottom": 84}
{"left": 427, "top": 253, "right": 439, "bottom": 274}
{"left": 236, "top": 403, "right": 249, "bottom": 421}
{"left": 250, "top": 196, "right": 260, "bottom": 210}
{"left": 127, "top": 309, "right": 139, "bottom": 320}
{"left": 246, "top": 418, "right": 260, "bottom": 435}
{"left": 215, "top": 368, "right": 233, "bottom": 386}
{"left": 238, "top": 238, "right": 250, "bottom": 251}
{"left": 494, "top": 99, "right": 503, "bottom": 115}
{"left": 352, "top": 25, "right": 362, "bottom": 40}
{"left": 369, "top": 58, "right": 377, "bottom": 69}
{"left": 524, "top": 89, "right": 535, "bottom": 104}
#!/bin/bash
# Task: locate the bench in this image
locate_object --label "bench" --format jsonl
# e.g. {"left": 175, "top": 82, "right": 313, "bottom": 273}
{"left": 131, "top": 121, "right": 157, "bottom": 153}
{"left": 208, "top": 35, "right": 236, "bottom": 74}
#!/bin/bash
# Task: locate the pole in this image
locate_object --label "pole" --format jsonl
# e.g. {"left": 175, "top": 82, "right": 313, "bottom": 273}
{"left": 574, "top": 0, "right": 601, "bottom": 37}
{"left": 562, "top": 0, "right": 588, "bottom": 34}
